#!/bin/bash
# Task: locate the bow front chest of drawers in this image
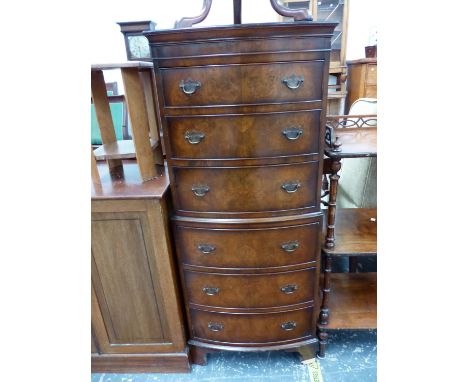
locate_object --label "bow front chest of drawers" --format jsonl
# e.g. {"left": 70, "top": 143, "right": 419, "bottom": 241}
{"left": 146, "top": 22, "right": 336, "bottom": 364}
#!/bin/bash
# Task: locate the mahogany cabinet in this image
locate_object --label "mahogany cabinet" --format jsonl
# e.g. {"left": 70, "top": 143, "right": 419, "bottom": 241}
{"left": 146, "top": 22, "right": 336, "bottom": 364}
{"left": 346, "top": 58, "right": 377, "bottom": 112}
{"left": 91, "top": 163, "right": 190, "bottom": 373}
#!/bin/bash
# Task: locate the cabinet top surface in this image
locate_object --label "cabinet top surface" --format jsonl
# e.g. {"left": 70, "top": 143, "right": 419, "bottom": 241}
{"left": 347, "top": 58, "right": 377, "bottom": 65}
{"left": 91, "top": 62, "right": 154, "bottom": 71}
{"left": 145, "top": 22, "right": 338, "bottom": 43}
{"left": 91, "top": 161, "right": 169, "bottom": 200}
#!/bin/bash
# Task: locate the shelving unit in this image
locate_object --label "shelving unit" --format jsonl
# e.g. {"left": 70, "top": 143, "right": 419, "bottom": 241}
{"left": 317, "top": 118, "right": 377, "bottom": 358}
{"left": 326, "top": 272, "right": 377, "bottom": 329}
{"left": 322, "top": 208, "right": 376, "bottom": 330}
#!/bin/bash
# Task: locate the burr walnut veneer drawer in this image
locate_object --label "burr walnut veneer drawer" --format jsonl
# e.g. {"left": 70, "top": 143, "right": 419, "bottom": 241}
{"left": 166, "top": 110, "right": 321, "bottom": 160}
{"left": 190, "top": 306, "right": 315, "bottom": 344}
{"left": 184, "top": 267, "right": 316, "bottom": 309}
{"left": 172, "top": 161, "right": 319, "bottom": 214}
{"left": 161, "top": 61, "right": 324, "bottom": 107}
{"left": 153, "top": 36, "right": 331, "bottom": 63}
{"left": 175, "top": 220, "right": 321, "bottom": 269}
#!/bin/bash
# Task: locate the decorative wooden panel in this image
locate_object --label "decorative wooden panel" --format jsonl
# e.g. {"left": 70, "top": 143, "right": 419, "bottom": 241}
{"left": 91, "top": 211, "right": 169, "bottom": 353}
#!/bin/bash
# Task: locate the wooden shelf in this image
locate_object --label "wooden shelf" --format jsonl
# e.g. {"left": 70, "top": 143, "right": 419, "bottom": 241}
{"left": 327, "top": 90, "right": 347, "bottom": 99}
{"left": 93, "top": 139, "right": 158, "bottom": 160}
{"left": 326, "top": 272, "right": 377, "bottom": 330}
{"left": 329, "top": 64, "right": 346, "bottom": 73}
{"left": 323, "top": 208, "right": 377, "bottom": 256}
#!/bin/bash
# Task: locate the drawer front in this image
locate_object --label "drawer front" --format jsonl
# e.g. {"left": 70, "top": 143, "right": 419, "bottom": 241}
{"left": 172, "top": 162, "right": 319, "bottom": 213}
{"left": 366, "top": 64, "right": 377, "bottom": 85}
{"left": 161, "top": 61, "right": 324, "bottom": 107}
{"left": 155, "top": 37, "right": 331, "bottom": 60}
{"left": 190, "top": 306, "right": 314, "bottom": 344}
{"left": 184, "top": 268, "right": 316, "bottom": 309}
{"left": 166, "top": 110, "right": 321, "bottom": 160}
{"left": 365, "top": 85, "right": 377, "bottom": 98}
{"left": 175, "top": 221, "right": 320, "bottom": 268}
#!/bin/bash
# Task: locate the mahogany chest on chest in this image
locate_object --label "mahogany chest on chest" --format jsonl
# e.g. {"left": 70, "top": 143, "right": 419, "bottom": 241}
{"left": 146, "top": 22, "right": 336, "bottom": 364}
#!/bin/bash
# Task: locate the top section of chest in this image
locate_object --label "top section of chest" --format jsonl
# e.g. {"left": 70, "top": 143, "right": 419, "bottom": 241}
{"left": 146, "top": 22, "right": 337, "bottom": 114}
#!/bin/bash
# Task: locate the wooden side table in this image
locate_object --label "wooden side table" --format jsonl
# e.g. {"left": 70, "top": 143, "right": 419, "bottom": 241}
{"left": 317, "top": 124, "right": 377, "bottom": 358}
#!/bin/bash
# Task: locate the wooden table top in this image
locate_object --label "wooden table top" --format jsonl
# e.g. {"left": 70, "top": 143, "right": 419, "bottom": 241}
{"left": 324, "top": 127, "right": 377, "bottom": 159}
{"left": 91, "top": 161, "right": 169, "bottom": 200}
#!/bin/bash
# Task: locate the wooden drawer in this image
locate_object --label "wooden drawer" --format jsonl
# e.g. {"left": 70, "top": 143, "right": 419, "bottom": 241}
{"left": 175, "top": 220, "right": 321, "bottom": 269}
{"left": 365, "top": 85, "right": 377, "bottom": 98}
{"left": 154, "top": 37, "right": 330, "bottom": 61}
{"left": 184, "top": 268, "right": 316, "bottom": 309}
{"left": 161, "top": 61, "right": 324, "bottom": 107}
{"left": 166, "top": 110, "right": 321, "bottom": 160}
{"left": 366, "top": 64, "right": 377, "bottom": 85}
{"left": 190, "top": 306, "right": 314, "bottom": 344}
{"left": 172, "top": 161, "right": 319, "bottom": 214}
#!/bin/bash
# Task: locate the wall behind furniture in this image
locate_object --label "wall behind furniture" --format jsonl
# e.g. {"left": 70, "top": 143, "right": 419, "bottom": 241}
{"left": 345, "top": 0, "right": 377, "bottom": 60}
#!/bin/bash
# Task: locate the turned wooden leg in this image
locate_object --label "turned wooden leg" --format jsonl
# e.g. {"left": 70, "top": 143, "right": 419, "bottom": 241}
{"left": 317, "top": 326, "right": 328, "bottom": 359}
{"left": 319, "top": 252, "right": 332, "bottom": 326}
{"left": 317, "top": 252, "right": 331, "bottom": 359}
{"left": 325, "top": 157, "right": 342, "bottom": 248}
{"left": 190, "top": 345, "right": 216, "bottom": 366}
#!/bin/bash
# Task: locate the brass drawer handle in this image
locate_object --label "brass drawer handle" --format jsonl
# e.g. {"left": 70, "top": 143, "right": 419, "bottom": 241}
{"left": 197, "top": 244, "right": 216, "bottom": 254}
{"left": 208, "top": 322, "right": 224, "bottom": 331}
{"left": 179, "top": 79, "right": 201, "bottom": 95}
{"left": 282, "top": 127, "right": 303, "bottom": 140}
{"left": 281, "top": 284, "right": 298, "bottom": 294}
{"left": 282, "top": 74, "right": 304, "bottom": 90}
{"left": 192, "top": 184, "right": 210, "bottom": 197}
{"left": 185, "top": 130, "right": 205, "bottom": 144}
{"left": 281, "top": 321, "right": 297, "bottom": 331}
{"left": 281, "top": 181, "right": 301, "bottom": 193}
{"left": 281, "top": 241, "right": 300, "bottom": 252}
{"left": 203, "top": 287, "right": 220, "bottom": 296}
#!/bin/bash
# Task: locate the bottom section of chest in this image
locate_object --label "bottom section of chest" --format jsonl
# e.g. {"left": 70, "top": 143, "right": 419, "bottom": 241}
{"left": 172, "top": 213, "right": 323, "bottom": 353}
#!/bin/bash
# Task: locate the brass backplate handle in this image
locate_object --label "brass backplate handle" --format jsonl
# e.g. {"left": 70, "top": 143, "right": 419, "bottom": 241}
{"left": 208, "top": 322, "right": 224, "bottom": 331}
{"left": 179, "top": 79, "right": 201, "bottom": 95}
{"left": 198, "top": 244, "right": 216, "bottom": 254}
{"left": 282, "top": 74, "right": 304, "bottom": 90}
{"left": 192, "top": 184, "right": 210, "bottom": 197}
{"left": 203, "top": 286, "right": 220, "bottom": 296}
{"left": 281, "top": 321, "right": 297, "bottom": 331}
{"left": 281, "top": 241, "right": 300, "bottom": 252}
{"left": 281, "top": 182, "right": 301, "bottom": 193}
{"left": 280, "top": 284, "right": 298, "bottom": 294}
{"left": 185, "top": 130, "right": 205, "bottom": 144}
{"left": 282, "top": 126, "right": 303, "bottom": 140}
